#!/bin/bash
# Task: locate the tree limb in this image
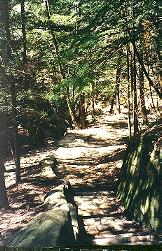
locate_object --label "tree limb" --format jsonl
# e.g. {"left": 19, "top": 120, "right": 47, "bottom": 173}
{"left": 132, "top": 42, "right": 161, "bottom": 98}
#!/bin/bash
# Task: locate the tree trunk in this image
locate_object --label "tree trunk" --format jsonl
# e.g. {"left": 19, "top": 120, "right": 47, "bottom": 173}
{"left": 44, "top": 0, "right": 78, "bottom": 127}
{"left": 126, "top": 43, "right": 132, "bottom": 138}
{"left": 138, "top": 33, "right": 149, "bottom": 125}
{"left": 66, "top": 86, "right": 78, "bottom": 128}
{"left": 110, "top": 49, "right": 122, "bottom": 114}
{"left": 115, "top": 49, "right": 122, "bottom": 114}
{"left": 139, "top": 65, "right": 149, "bottom": 125}
{"left": 133, "top": 43, "right": 161, "bottom": 98}
{"left": 131, "top": 42, "right": 139, "bottom": 135}
{"left": 11, "top": 81, "right": 21, "bottom": 184}
{"left": 21, "top": 0, "right": 27, "bottom": 63}
{"left": 159, "top": 0, "right": 162, "bottom": 97}
{"left": 1, "top": 0, "right": 21, "bottom": 184}
{"left": 79, "top": 93, "right": 86, "bottom": 129}
{"left": 109, "top": 91, "right": 116, "bottom": 114}
{"left": 0, "top": 159, "right": 9, "bottom": 209}
{"left": 91, "top": 82, "right": 96, "bottom": 116}
{"left": 0, "top": 109, "right": 9, "bottom": 209}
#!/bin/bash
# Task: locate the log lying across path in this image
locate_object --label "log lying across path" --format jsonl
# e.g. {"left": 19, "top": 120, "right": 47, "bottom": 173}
{"left": 7, "top": 183, "right": 79, "bottom": 248}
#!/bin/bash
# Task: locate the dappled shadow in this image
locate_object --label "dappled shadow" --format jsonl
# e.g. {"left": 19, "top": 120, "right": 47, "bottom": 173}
{"left": 7, "top": 161, "right": 64, "bottom": 210}
{"left": 58, "top": 128, "right": 128, "bottom": 148}
{"left": 54, "top": 111, "right": 156, "bottom": 244}
{"left": 117, "top": 127, "right": 161, "bottom": 231}
{"left": 73, "top": 187, "right": 152, "bottom": 245}
{"left": 98, "top": 148, "right": 125, "bottom": 164}
{"left": 102, "top": 121, "right": 128, "bottom": 129}
{"left": 2, "top": 107, "right": 157, "bottom": 246}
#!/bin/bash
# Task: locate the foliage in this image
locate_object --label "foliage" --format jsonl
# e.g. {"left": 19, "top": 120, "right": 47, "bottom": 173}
{"left": 0, "top": 0, "right": 160, "bottom": 143}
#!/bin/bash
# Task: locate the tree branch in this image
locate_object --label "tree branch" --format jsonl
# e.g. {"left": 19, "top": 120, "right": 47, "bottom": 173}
{"left": 132, "top": 42, "right": 161, "bottom": 98}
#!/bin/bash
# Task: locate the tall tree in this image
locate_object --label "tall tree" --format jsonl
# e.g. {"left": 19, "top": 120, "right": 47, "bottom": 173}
{"left": 21, "top": 0, "right": 27, "bottom": 63}
{"left": 0, "top": 108, "right": 9, "bottom": 209}
{"left": 44, "top": 0, "right": 79, "bottom": 128}
{"left": 1, "top": 0, "right": 21, "bottom": 183}
{"left": 110, "top": 49, "right": 122, "bottom": 114}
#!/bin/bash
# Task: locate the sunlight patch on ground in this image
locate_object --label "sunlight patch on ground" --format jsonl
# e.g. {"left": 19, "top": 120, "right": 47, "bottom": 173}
{"left": 1, "top": 106, "right": 154, "bottom": 246}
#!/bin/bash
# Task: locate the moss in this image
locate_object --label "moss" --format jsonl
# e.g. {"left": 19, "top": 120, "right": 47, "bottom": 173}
{"left": 117, "top": 126, "right": 161, "bottom": 233}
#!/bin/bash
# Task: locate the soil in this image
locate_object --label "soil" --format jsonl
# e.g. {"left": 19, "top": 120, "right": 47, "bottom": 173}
{"left": 0, "top": 105, "right": 157, "bottom": 246}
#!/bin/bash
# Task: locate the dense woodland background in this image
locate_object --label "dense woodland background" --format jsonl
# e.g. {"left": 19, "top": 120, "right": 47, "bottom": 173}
{"left": 0, "top": 0, "right": 161, "bottom": 220}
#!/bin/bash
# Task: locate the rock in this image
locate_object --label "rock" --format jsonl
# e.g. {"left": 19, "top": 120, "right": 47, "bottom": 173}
{"left": 40, "top": 155, "right": 59, "bottom": 178}
{"left": 7, "top": 183, "right": 79, "bottom": 248}
{"left": 117, "top": 125, "right": 161, "bottom": 233}
{"left": 7, "top": 209, "right": 76, "bottom": 247}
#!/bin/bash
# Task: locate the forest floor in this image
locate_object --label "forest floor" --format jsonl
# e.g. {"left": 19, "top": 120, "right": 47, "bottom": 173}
{"left": 0, "top": 105, "right": 157, "bottom": 246}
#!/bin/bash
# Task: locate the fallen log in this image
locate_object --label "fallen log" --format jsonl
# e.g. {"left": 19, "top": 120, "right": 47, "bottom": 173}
{"left": 7, "top": 183, "right": 79, "bottom": 248}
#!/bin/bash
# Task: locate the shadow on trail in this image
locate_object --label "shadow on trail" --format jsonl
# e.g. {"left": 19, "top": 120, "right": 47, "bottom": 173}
{"left": 77, "top": 215, "right": 94, "bottom": 246}
{"left": 72, "top": 186, "right": 151, "bottom": 245}
{"left": 59, "top": 130, "right": 128, "bottom": 148}
{"left": 98, "top": 148, "right": 125, "bottom": 163}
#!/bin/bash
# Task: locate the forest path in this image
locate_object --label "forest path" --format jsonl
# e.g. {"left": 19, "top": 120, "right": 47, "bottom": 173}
{"left": 1, "top": 106, "right": 153, "bottom": 246}
{"left": 55, "top": 106, "right": 152, "bottom": 245}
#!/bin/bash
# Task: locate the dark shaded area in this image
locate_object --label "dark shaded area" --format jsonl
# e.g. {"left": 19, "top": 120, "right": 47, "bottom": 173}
{"left": 102, "top": 121, "right": 128, "bottom": 129}
{"left": 58, "top": 130, "right": 129, "bottom": 148}
{"left": 3, "top": 111, "right": 160, "bottom": 246}
{"left": 7, "top": 161, "right": 63, "bottom": 210}
{"left": 98, "top": 149, "right": 125, "bottom": 163}
{"left": 117, "top": 125, "right": 161, "bottom": 233}
{"left": 77, "top": 215, "right": 94, "bottom": 246}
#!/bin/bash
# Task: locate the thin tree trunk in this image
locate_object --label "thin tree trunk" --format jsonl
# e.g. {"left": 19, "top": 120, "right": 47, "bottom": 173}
{"left": 91, "top": 82, "right": 96, "bottom": 115}
{"left": 79, "top": 93, "right": 86, "bottom": 129}
{"left": 66, "top": 86, "right": 78, "bottom": 128}
{"left": 147, "top": 66, "right": 156, "bottom": 111}
{"left": 1, "top": 0, "right": 21, "bottom": 183}
{"left": 149, "top": 82, "right": 156, "bottom": 111}
{"left": 0, "top": 159, "right": 9, "bottom": 209}
{"left": 21, "top": 0, "right": 27, "bottom": 63}
{"left": 109, "top": 91, "right": 116, "bottom": 114}
{"left": 133, "top": 43, "right": 161, "bottom": 98}
{"left": 138, "top": 33, "right": 149, "bottom": 125}
{"left": 44, "top": 0, "right": 78, "bottom": 127}
{"left": 0, "top": 109, "right": 9, "bottom": 209}
{"left": 11, "top": 82, "right": 21, "bottom": 184}
{"left": 116, "top": 50, "right": 122, "bottom": 113}
{"left": 139, "top": 65, "right": 149, "bottom": 125}
{"left": 131, "top": 42, "right": 139, "bottom": 135}
{"left": 110, "top": 49, "right": 122, "bottom": 114}
{"left": 126, "top": 43, "right": 132, "bottom": 138}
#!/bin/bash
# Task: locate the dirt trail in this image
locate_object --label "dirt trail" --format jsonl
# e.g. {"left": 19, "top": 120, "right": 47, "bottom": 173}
{"left": 1, "top": 106, "right": 154, "bottom": 246}
{"left": 55, "top": 107, "right": 153, "bottom": 245}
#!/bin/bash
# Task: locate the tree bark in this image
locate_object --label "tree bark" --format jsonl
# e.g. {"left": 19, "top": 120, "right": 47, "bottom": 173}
{"left": 110, "top": 49, "right": 122, "bottom": 114}
{"left": 126, "top": 43, "right": 132, "bottom": 138}
{"left": 139, "top": 65, "right": 149, "bottom": 125}
{"left": 0, "top": 159, "right": 9, "bottom": 209}
{"left": 66, "top": 86, "right": 78, "bottom": 128}
{"left": 116, "top": 49, "right": 122, "bottom": 114}
{"left": 21, "top": 0, "right": 27, "bottom": 63}
{"left": 10, "top": 81, "right": 21, "bottom": 184}
{"left": 1, "top": 0, "right": 21, "bottom": 184}
{"left": 91, "top": 82, "right": 96, "bottom": 116}
{"left": 130, "top": 42, "right": 139, "bottom": 135}
{"left": 133, "top": 43, "right": 161, "bottom": 98}
{"left": 138, "top": 33, "right": 149, "bottom": 125}
{"left": 44, "top": 0, "right": 78, "bottom": 128}
{"left": 78, "top": 93, "right": 86, "bottom": 129}
{"left": 0, "top": 109, "right": 9, "bottom": 209}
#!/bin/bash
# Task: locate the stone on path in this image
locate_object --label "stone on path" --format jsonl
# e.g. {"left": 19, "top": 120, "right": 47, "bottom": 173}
{"left": 7, "top": 184, "right": 78, "bottom": 248}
